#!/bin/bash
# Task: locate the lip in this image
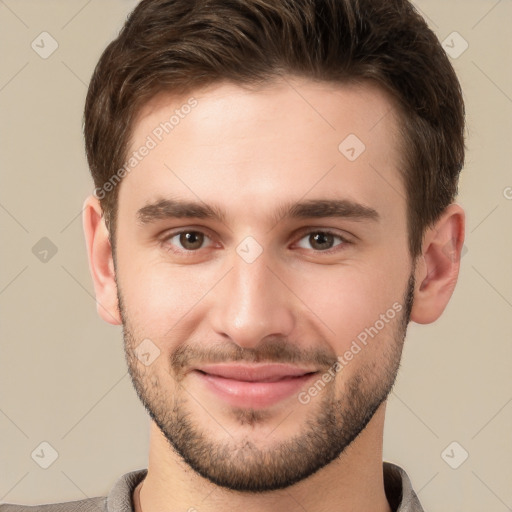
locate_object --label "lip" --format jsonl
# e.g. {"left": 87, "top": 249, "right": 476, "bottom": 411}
{"left": 196, "top": 363, "right": 317, "bottom": 381}
{"left": 191, "top": 364, "right": 319, "bottom": 409}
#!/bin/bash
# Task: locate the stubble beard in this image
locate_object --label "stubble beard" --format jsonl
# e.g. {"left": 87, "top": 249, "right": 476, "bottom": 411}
{"left": 119, "top": 272, "right": 415, "bottom": 492}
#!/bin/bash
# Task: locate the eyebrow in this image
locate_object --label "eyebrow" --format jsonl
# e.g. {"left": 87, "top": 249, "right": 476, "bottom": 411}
{"left": 136, "top": 198, "right": 380, "bottom": 226}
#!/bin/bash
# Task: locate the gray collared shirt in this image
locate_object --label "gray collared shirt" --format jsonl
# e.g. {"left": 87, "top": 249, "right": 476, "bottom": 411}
{"left": 0, "top": 462, "right": 424, "bottom": 512}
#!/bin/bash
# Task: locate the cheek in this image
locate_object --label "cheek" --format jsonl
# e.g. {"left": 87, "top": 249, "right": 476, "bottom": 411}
{"left": 116, "top": 251, "right": 221, "bottom": 336}
{"left": 290, "top": 259, "right": 407, "bottom": 354}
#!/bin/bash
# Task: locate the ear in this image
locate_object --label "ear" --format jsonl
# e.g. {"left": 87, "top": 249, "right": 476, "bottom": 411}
{"left": 410, "top": 203, "right": 466, "bottom": 324}
{"left": 82, "top": 195, "right": 122, "bottom": 325}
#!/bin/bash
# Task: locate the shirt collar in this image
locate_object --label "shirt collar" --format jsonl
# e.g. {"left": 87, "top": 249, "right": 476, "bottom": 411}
{"left": 106, "top": 463, "right": 424, "bottom": 512}
{"left": 383, "top": 462, "right": 425, "bottom": 511}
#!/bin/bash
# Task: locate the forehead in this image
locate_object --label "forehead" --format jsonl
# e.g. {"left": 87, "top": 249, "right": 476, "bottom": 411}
{"left": 119, "top": 77, "right": 406, "bottom": 229}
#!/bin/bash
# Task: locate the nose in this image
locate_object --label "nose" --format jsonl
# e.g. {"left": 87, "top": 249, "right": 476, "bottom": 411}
{"left": 207, "top": 249, "right": 296, "bottom": 349}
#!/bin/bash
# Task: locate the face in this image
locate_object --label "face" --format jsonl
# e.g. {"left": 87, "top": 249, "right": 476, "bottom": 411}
{"left": 113, "top": 77, "right": 415, "bottom": 492}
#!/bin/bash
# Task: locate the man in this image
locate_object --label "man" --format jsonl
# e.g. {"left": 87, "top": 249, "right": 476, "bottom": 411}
{"left": 1, "top": 0, "right": 466, "bottom": 511}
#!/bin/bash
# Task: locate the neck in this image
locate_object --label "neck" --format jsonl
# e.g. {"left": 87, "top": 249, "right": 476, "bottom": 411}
{"left": 134, "top": 403, "right": 392, "bottom": 512}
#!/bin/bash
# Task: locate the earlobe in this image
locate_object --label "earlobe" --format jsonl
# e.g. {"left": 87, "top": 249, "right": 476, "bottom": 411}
{"left": 410, "top": 203, "right": 466, "bottom": 324}
{"left": 82, "top": 195, "right": 122, "bottom": 325}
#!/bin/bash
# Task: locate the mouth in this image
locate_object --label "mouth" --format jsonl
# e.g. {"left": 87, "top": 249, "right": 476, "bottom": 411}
{"left": 190, "top": 363, "right": 320, "bottom": 409}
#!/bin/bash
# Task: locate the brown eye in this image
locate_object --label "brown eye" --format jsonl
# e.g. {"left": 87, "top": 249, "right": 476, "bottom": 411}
{"left": 179, "top": 231, "right": 204, "bottom": 250}
{"left": 296, "top": 230, "right": 348, "bottom": 252}
{"left": 166, "top": 231, "right": 209, "bottom": 251}
{"left": 309, "top": 232, "right": 335, "bottom": 250}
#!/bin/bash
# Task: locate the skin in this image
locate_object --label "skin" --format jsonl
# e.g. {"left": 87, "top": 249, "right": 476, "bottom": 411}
{"left": 83, "top": 76, "right": 465, "bottom": 512}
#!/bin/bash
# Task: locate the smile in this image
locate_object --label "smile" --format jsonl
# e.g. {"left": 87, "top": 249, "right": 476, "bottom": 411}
{"left": 191, "top": 363, "right": 320, "bottom": 409}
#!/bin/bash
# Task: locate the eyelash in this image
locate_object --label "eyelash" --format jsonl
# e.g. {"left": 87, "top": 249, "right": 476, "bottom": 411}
{"left": 160, "top": 228, "right": 351, "bottom": 256}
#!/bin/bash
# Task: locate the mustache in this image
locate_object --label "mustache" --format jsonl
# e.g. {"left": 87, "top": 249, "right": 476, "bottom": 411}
{"left": 170, "top": 336, "right": 339, "bottom": 376}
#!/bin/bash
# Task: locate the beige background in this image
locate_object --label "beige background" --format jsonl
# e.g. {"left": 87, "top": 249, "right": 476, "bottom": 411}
{"left": 1, "top": 1, "right": 511, "bottom": 510}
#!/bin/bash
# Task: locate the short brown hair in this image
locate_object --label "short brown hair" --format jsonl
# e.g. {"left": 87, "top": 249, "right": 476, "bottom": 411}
{"left": 84, "top": 0, "right": 465, "bottom": 258}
